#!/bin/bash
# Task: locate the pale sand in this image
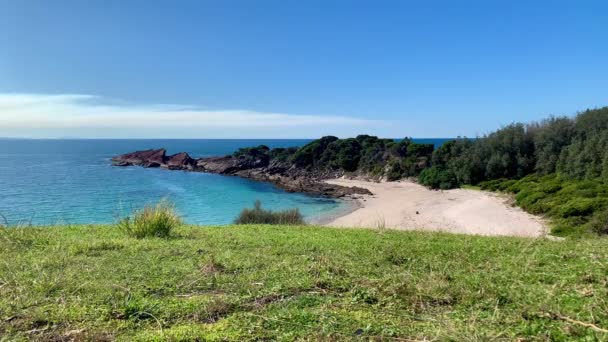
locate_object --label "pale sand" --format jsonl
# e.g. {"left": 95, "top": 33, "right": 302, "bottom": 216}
{"left": 324, "top": 179, "right": 547, "bottom": 237}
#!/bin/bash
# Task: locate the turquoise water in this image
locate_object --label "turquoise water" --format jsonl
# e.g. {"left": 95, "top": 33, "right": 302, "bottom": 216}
{"left": 0, "top": 139, "right": 449, "bottom": 225}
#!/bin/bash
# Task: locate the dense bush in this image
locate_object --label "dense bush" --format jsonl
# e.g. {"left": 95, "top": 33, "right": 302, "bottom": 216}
{"left": 290, "top": 136, "right": 339, "bottom": 168}
{"left": 233, "top": 145, "right": 270, "bottom": 158}
{"left": 268, "top": 147, "right": 298, "bottom": 161}
{"left": 319, "top": 138, "right": 362, "bottom": 171}
{"left": 234, "top": 200, "right": 305, "bottom": 225}
{"left": 425, "top": 107, "right": 608, "bottom": 190}
{"left": 479, "top": 175, "right": 608, "bottom": 236}
{"left": 233, "top": 135, "right": 434, "bottom": 180}
{"left": 418, "top": 167, "right": 458, "bottom": 190}
{"left": 118, "top": 200, "right": 182, "bottom": 238}
{"left": 589, "top": 210, "right": 608, "bottom": 234}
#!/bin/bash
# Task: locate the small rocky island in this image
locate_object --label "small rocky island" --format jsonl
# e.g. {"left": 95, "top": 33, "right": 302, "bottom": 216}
{"left": 112, "top": 148, "right": 373, "bottom": 198}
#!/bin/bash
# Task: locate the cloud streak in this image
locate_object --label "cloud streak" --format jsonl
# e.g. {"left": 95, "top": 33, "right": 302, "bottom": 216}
{"left": 0, "top": 93, "right": 384, "bottom": 138}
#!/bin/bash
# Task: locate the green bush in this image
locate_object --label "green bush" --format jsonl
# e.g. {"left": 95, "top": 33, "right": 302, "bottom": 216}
{"left": 234, "top": 200, "right": 305, "bottom": 225}
{"left": 515, "top": 191, "right": 549, "bottom": 215}
{"left": 551, "top": 198, "right": 602, "bottom": 218}
{"left": 480, "top": 174, "right": 608, "bottom": 236}
{"left": 118, "top": 200, "right": 182, "bottom": 238}
{"left": 479, "top": 179, "right": 510, "bottom": 191}
{"left": 588, "top": 209, "right": 608, "bottom": 234}
{"left": 385, "top": 160, "right": 404, "bottom": 181}
{"left": 419, "top": 167, "right": 458, "bottom": 189}
{"left": 537, "top": 179, "right": 562, "bottom": 193}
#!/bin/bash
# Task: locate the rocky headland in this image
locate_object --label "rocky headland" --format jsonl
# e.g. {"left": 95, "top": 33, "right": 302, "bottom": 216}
{"left": 112, "top": 148, "right": 372, "bottom": 198}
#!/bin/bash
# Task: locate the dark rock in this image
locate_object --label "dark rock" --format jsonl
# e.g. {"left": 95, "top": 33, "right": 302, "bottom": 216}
{"left": 112, "top": 148, "right": 195, "bottom": 170}
{"left": 164, "top": 152, "right": 195, "bottom": 170}
{"left": 112, "top": 148, "right": 373, "bottom": 198}
{"left": 112, "top": 148, "right": 166, "bottom": 167}
{"left": 196, "top": 156, "right": 241, "bottom": 174}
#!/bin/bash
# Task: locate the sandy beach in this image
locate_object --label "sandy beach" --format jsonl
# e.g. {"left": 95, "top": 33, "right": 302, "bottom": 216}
{"left": 324, "top": 179, "right": 547, "bottom": 237}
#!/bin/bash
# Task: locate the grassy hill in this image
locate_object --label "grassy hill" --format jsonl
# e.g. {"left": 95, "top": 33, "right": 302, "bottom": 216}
{"left": 1, "top": 225, "right": 608, "bottom": 340}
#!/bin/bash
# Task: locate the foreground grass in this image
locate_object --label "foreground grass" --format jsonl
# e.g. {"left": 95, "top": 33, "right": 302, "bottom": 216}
{"left": 1, "top": 225, "right": 608, "bottom": 340}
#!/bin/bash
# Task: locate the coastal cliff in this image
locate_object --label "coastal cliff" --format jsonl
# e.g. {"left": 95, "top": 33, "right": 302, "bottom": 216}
{"left": 112, "top": 148, "right": 372, "bottom": 198}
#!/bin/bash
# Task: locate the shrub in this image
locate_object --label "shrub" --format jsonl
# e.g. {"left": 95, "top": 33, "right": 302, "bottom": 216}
{"left": 385, "top": 160, "right": 404, "bottom": 181}
{"left": 588, "top": 209, "right": 608, "bottom": 234}
{"left": 479, "top": 174, "right": 608, "bottom": 235}
{"left": 118, "top": 200, "right": 182, "bottom": 238}
{"left": 515, "top": 191, "right": 546, "bottom": 210}
{"left": 234, "top": 200, "right": 305, "bottom": 225}
{"left": 479, "top": 179, "right": 509, "bottom": 191}
{"left": 550, "top": 198, "right": 599, "bottom": 218}
{"left": 419, "top": 167, "right": 458, "bottom": 189}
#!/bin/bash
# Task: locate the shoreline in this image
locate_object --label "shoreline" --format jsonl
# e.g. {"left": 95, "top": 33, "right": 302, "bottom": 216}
{"left": 320, "top": 179, "right": 548, "bottom": 237}
{"left": 307, "top": 196, "right": 363, "bottom": 225}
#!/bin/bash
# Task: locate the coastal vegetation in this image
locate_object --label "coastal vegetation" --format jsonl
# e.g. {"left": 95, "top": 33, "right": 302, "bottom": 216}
{"left": 234, "top": 200, "right": 304, "bottom": 225}
{"left": 417, "top": 107, "right": 608, "bottom": 236}
{"left": 112, "top": 106, "right": 608, "bottom": 237}
{"left": 229, "top": 107, "right": 608, "bottom": 236}
{"left": 2, "top": 224, "right": 608, "bottom": 340}
{"left": 419, "top": 107, "right": 608, "bottom": 189}
{"left": 479, "top": 175, "right": 608, "bottom": 237}
{"left": 117, "top": 200, "right": 181, "bottom": 238}
{"left": 233, "top": 135, "right": 434, "bottom": 180}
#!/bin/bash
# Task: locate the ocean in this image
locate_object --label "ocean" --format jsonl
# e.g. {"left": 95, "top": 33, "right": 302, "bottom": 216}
{"left": 0, "top": 139, "right": 449, "bottom": 225}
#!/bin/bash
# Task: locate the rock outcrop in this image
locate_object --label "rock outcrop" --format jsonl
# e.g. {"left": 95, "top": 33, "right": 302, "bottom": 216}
{"left": 112, "top": 149, "right": 372, "bottom": 198}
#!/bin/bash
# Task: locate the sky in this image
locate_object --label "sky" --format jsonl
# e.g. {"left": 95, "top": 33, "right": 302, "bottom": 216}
{"left": 1, "top": 0, "right": 607, "bottom": 139}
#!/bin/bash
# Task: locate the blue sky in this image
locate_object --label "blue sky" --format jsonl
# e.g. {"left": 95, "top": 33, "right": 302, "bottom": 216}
{"left": 1, "top": 0, "right": 607, "bottom": 138}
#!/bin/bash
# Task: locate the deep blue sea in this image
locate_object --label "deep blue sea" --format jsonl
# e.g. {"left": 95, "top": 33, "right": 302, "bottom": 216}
{"left": 0, "top": 139, "right": 448, "bottom": 225}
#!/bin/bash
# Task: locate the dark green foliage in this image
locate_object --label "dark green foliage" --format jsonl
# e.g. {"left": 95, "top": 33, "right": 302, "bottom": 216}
{"left": 357, "top": 136, "right": 393, "bottom": 174}
{"left": 239, "top": 135, "right": 436, "bottom": 179}
{"left": 557, "top": 130, "right": 608, "bottom": 180}
{"left": 479, "top": 123, "right": 536, "bottom": 180}
{"left": 268, "top": 147, "right": 298, "bottom": 161}
{"left": 398, "top": 139, "right": 434, "bottom": 177}
{"left": 573, "top": 106, "right": 608, "bottom": 137}
{"left": 421, "top": 107, "right": 608, "bottom": 192}
{"left": 418, "top": 167, "right": 458, "bottom": 190}
{"left": 232, "top": 145, "right": 272, "bottom": 166}
{"left": 233, "top": 145, "right": 270, "bottom": 158}
{"left": 531, "top": 116, "right": 575, "bottom": 175}
{"left": 385, "top": 160, "right": 404, "bottom": 181}
{"left": 423, "top": 138, "right": 480, "bottom": 187}
{"left": 290, "top": 136, "right": 339, "bottom": 168}
{"left": 349, "top": 137, "right": 434, "bottom": 179}
{"left": 319, "top": 138, "right": 362, "bottom": 171}
{"left": 234, "top": 200, "right": 305, "bottom": 225}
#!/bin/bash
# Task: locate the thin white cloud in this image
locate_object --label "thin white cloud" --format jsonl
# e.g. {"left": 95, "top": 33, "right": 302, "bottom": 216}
{"left": 0, "top": 93, "right": 385, "bottom": 138}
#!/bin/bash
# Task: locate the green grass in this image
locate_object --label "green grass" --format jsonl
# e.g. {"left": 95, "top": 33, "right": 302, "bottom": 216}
{"left": 2, "top": 225, "right": 608, "bottom": 340}
{"left": 460, "top": 184, "right": 482, "bottom": 191}
{"left": 118, "top": 200, "right": 182, "bottom": 238}
{"left": 234, "top": 200, "right": 304, "bottom": 225}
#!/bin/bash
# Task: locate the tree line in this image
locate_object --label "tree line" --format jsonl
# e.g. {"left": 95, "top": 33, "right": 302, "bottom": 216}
{"left": 233, "top": 134, "right": 435, "bottom": 181}
{"left": 419, "top": 107, "right": 608, "bottom": 189}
